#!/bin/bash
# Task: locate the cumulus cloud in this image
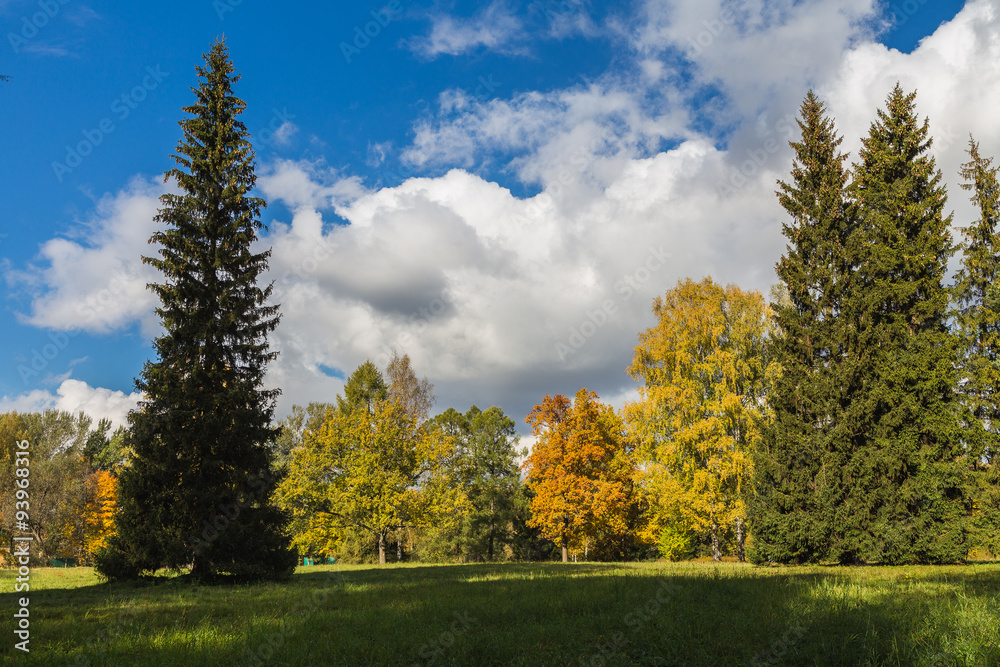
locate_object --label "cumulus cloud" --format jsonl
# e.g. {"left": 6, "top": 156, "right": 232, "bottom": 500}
{"left": 0, "top": 379, "right": 142, "bottom": 429}
{"left": 820, "top": 0, "right": 1000, "bottom": 229}
{"left": 7, "top": 176, "right": 169, "bottom": 336}
{"left": 259, "top": 138, "right": 784, "bottom": 422}
{"left": 9, "top": 0, "right": 1000, "bottom": 434}
{"left": 410, "top": 2, "right": 524, "bottom": 58}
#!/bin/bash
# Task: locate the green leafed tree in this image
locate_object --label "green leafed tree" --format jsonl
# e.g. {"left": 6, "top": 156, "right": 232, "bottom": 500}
{"left": 423, "top": 405, "right": 528, "bottom": 561}
{"left": 749, "top": 91, "right": 853, "bottom": 564}
{"left": 278, "top": 367, "right": 458, "bottom": 564}
{"left": 836, "top": 84, "right": 968, "bottom": 564}
{"left": 95, "top": 39, "right": 296, "bottom": 582}
{"left": 336, "top": 360, "right": 388, "bottom": 417}
{"left": 272, "top": 402, "right": 332, "bottom": 472}
{"left": 952, "top": 138, "right": 1000, "bottom": 556}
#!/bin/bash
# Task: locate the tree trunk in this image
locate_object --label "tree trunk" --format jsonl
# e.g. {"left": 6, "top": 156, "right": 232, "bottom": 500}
{"left": 397, "top": 534, "right": 402, "bottom": 561}
{"left": 561, "top": 534, "right": 568, "bottom": 563}
{"left": 584, "top": 537, "right": 589, "bottom": 561}
{"left": 378, "top": 533, "right": 386, "bottom": 565}
{"left": 736, "top": 517, "right": 746, "bottom": 563}
{"left": 487, "top": 498, "right": 495, "bottom": 561}
{"left": 711, "top": 520, "right": 721, "bottom": 562}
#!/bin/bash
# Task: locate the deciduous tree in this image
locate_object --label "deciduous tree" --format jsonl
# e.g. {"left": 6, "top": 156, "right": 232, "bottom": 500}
{"left": 522, "top": 389, "right": 636, "bottom": 562}
{"left": 386, "top": 352, "right": 435, "bottom": 425}
{"left": 424, "top": 405, "right": 527, "bottom": 561}
{"left": 628, "top": 278, "right": 772, "bottom": 562}
{"left": 278, "top": 396, "right": 457, "bottom": 564}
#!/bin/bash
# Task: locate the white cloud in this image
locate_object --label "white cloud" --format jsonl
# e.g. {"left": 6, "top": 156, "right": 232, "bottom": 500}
{"left": 410, "top": 2, "right": 524, "bottom": 58}
{"left": 12, "top": 0, "right": 1000, "bottom": 435}
{"left": 257, "top": 159, "right": 367, "bottom": 212}
{"left": 271, "top": 121, "right": 299, "bottom": 147}
{"left": 259, "top": 137, "right": 784, "bottom": 422}
{"left": 7, "top": 176, "right": 168, "bottom": 336}
{"left": 0, "top": 379, "right": 142, "bottom": 429}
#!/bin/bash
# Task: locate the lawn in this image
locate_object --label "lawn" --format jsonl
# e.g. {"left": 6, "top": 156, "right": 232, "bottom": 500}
{"left": 1, "top": 561, "right": 999, "bottom": 666}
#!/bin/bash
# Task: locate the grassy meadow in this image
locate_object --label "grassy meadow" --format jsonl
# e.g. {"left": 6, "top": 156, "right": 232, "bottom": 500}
{"left": 1, "top": 561, "right": 999, "bottom": 666}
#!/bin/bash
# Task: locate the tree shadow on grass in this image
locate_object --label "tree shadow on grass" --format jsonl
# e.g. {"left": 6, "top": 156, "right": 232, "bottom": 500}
{"left": 3, "top": 563, "right": 999, "bottom": 666}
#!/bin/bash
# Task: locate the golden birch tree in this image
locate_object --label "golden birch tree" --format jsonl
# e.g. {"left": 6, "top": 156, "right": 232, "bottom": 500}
{"left": 627, "top": 277, "right": 773, "bottom": 561}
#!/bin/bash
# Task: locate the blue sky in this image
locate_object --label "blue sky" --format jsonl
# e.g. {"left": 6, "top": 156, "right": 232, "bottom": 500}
{"left": 0, "top": 0, "right": 986, "bottom": 434}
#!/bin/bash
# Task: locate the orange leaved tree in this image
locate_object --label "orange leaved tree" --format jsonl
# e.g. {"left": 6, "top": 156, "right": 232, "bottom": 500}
{"left": 522, "top": 389, "right": 636, "bottom": 562}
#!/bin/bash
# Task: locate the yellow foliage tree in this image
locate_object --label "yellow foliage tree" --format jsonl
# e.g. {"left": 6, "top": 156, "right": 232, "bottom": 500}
{"left": 522, "top": 389, "right": 638, "bottom": 562}
{"left": 82, "top": 470, "right": 117, "bottom": 558}
{"left": 627, "top": 277, "right": 774, "bottom": 561}
{"left": 278, "top": 401, "right": 461, "bottom": 564}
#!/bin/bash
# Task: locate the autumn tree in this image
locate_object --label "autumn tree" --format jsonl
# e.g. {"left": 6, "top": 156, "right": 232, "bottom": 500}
{"left": 96, "top": 39, "right": 295, "bottom": 581}
{"left": 750, "top": 91, "right": 853, "bottom": 564}
{"left": 386, "top": 352, "right": 435, "bottom": 424}
{"left": 272, "top": 402, "right": 333, "bottom": 472}
{"left": 522, "top": 389, "right": 637, "bottom": 562}
{"left": 0, "top": 411, "right": 99, "bottom": 563}
{"left": 628, "top": 278, "right": 772, "bottom": 562}
{"left": 278, "top": 362, "right": 457, "bottom": 564}
{"left": 953, "top": 138, "right": 1000, "bottom": 555}
{"left": 81, "top": 470, "right": 118, "bottom": 559}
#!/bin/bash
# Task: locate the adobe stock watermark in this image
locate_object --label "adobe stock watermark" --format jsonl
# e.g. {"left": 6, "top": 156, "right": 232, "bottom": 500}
{"left": 411, "top": 611, "right": 476, "bottom": 666}
{"left": 12, "top": 438, "right": 32, "bottom": 654}
{"left": 372, "top": 73, "right": 500, "bottom": 184}
{"left": 190, "top": 470, "right": 278, "bottom": 557}
{"left": 686, "top": 0, "right": 753, "bottom": 59}
{"left": 270, "top": 236, "right": 333, "bottom": 304}
{"left": 581, "top": 579, "right": 679, "bottom": 666}
{"left": 509, "top": 126, "right": 618, "bottom": 231}
{"left": 889, "top": 0, "right": 931, "bottom": 28}
{"left": 213, "top": 0, "right": 243, "bottom": 20}
{"left": 256, "top": 107, "right": 297, "bottom": 148}
{"left": 7, "top": 0, "right": 71, "bottom": 55}
{"left": 556, "top": 245, "right": 670, "bottom": 361}
{"left": 532, "top": 0, "right": 586, "bottom": 26}
{"left": 51, "top": 66, "right": 169, "bottom": 183}
{"left": 238, "top": 585, "right": 339, "bottom": 666}
{"left": 716, "top": 113, "right": 796, "bottom": 198}
{"left": 340, "top": 1, "right": 404, "bottom": 64}
{"left": 469, "top": 74, "right": 501, "bottom": 103}
{"left": 67, "top": 597, "right": 140, "bottom": 666}
{"left": 750, "top": 617, "right": 808, "bottom": 666}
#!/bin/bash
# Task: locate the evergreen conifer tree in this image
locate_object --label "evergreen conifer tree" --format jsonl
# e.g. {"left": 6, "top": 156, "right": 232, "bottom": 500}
{"left": 837, "top": 84, "right": 968, "bottom": 564}
{"left": 750, "top": 91, "right": 852, "bottom": 563}
{"left": 953, "top": 138, "right": 1000, "bottom": 555}
{"left": 95, "top": 39, "right": 296, "bottom": 581}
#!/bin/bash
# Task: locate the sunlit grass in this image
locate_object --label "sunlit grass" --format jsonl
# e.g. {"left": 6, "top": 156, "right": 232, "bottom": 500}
{"left": 1, "top": 562, "right": 998, "bottom": 665}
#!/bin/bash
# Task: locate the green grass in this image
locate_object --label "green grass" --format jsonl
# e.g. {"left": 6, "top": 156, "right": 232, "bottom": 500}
{"left": 2, "top": 561, "right": 999, "bottom": 666}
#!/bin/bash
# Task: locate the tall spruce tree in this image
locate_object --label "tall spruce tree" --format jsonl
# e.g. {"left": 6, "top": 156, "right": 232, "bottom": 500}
{"left": 750, "top": 91, "right": 852, "bottom": 564}
{"left": 953, "top": 138, "right": 1000, "bottom": 555}
{"left": 837, "top": 84, "right": 968, "bottom": 564}
{"left": 95, "top": 39, "right": 296, "bottom": 581}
